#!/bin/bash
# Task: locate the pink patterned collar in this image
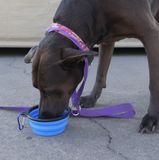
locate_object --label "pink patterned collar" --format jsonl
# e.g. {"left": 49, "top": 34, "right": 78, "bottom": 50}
{"left": 47, "top": 23, "right": 89, "bottom": 52}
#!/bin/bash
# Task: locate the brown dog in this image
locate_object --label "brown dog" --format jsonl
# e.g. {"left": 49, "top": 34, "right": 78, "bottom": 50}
{"left": 24, "top": 0, "right": 159, "bottom": 133}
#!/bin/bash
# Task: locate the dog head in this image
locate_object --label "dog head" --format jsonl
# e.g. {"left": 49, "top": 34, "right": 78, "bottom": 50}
{"left": 24, "top": 43, "right": 96, "bottom": 119}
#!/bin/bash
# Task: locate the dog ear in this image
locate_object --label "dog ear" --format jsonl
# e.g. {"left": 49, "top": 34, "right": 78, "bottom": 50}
{"left": 24, "top": 46, "right": 39, "bottom": 63}
{"left": 60, "top": 48, "right": 98, "bottom": 69}
{"left": 32, "top": 48, "right": 41, "bottom": 89}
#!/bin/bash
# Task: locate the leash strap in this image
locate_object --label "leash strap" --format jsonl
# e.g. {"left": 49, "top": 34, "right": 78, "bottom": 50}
{"left": 77, "top": 103, "right": 135, "bottom": 118}
{"left": 0, "top": 106, "right": 29, "bottom": 112}
{"left": 71, "top": 58, "right": 89, "bottom": 114}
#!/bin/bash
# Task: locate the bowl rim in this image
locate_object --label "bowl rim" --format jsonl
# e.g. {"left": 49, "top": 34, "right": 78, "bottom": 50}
{"left": 27, "top": 105, "right": 71, "bottom": 122}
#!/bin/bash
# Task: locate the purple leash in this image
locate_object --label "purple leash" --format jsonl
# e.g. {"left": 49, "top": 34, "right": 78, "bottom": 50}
{"left": 0, "top": 106, "right": 29, "bottom": 112}
{"left": 0, "top": 23, "right": 135, "bottom": 119}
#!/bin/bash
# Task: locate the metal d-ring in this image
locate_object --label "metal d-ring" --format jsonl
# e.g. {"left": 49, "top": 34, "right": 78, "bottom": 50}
{"left": 71, "top": 105, "right": 81, "bottom": 116}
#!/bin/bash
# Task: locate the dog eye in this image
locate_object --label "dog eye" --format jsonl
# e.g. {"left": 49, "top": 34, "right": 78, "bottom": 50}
{"left": 60, "top": 64, "right": 69, "bottom": 71}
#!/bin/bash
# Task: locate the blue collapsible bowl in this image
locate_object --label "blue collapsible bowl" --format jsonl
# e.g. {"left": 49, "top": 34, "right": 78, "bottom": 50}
{"left": 27, "top": 106, "right": 70, "bottom": 137}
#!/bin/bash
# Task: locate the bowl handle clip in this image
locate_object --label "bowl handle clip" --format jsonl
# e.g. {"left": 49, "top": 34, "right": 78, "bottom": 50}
{"left": 17, "top": 112, "right": 27, "bottom": 131}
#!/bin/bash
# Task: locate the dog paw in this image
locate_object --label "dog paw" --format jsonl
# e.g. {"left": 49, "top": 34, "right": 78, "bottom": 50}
{"left": 139, "top": 114, "right": 158, "bottom": 134}
{"left": 80, "top": 95, "right": 97, "bottom": 108}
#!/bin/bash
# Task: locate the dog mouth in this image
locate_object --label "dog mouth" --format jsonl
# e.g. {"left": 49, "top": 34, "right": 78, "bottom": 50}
{"left": 38, "top": 100, "right": 68, "bottom": 119}
{"left": 38, "top": 111, "right": 56, "bottom": 119}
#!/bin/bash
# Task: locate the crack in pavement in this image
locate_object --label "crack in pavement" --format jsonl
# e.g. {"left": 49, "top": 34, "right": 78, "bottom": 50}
{"left": 89, "top": 119, "right": 130, "bottom": 160}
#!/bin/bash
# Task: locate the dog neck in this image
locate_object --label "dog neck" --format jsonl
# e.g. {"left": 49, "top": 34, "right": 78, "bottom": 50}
{"left": 53, "top": 1, "right": 107, "bottom": 48}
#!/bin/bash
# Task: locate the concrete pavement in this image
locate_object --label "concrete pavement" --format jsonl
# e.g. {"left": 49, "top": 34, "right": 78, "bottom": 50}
{"left": 0, "top": 50, "right": 159, "bottom": 160}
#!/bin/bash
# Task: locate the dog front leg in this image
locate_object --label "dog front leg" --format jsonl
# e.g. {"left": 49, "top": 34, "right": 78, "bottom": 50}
{"left": 80, "top": 42, "right": 114, "bottom": 107}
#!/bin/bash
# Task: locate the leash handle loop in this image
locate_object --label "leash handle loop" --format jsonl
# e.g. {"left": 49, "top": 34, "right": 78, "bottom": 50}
{"left": 17, "top": 112, "right": 27, "bottom": 131}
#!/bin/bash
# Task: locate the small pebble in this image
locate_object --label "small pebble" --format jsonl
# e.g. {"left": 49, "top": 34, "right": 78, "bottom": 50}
{"left": 26, "top": 136, "right": 32, "bottom": 140}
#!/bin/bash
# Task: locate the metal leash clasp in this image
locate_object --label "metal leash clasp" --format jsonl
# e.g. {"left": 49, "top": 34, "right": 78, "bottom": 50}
{"left": 71, "top": 105, "right": 82, "bottom": 116}
{"left": 17, "top": 112, "right": 27, "bottom": 130}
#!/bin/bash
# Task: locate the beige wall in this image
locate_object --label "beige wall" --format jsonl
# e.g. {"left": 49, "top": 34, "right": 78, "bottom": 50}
{"left": 0, "top": 0, "right": 142, "bottom": 48}
{"left": 0, "top": 0, "right": 61, "bottom": 47}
